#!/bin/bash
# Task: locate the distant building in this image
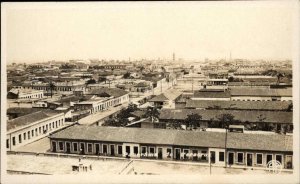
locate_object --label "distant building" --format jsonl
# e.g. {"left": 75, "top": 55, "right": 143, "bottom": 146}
{"left": 74, "top": 88, "right": 129, "bottom": 114}
{"left": 230, "top": 88, "right": 292, "bottom": 101}
{"left": 159, "top": 109, "right": 293, "bottom": 133}
{"left": 149, "top": 90, "right": 182, "bottom": 109}
{"left": 191, "top": 89, "right": 231, "bottom": 101}
{"left": 7, "top": 89, "right": 44, "bottom": 99}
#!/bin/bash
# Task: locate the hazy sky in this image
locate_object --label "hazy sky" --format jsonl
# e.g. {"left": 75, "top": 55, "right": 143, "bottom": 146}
{"left": 2, "top": 1, "right": 298, "bottom": 63}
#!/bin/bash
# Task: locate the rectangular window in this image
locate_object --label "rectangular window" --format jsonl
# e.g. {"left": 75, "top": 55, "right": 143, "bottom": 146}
{"left": 23, "top": 133, "right": 26, "bottom": 140}
{"left": 126, "top": 146, "right": 130, "bottom": 154}
{"left": 56, "top": 122, "right": 58, "bottom": 128}
{"left": 256, "top": 153, "right": 263, "bottom": 165}
{"left": 118, "top": 145, "right": 122, "bottom": 155}
{"left": 52, "top": 122, "right": 54, "bottom": 128}
{"left": 141, "top": 146, "right": 147, "bottom": 154}
{"left": 134, "top": 146, "right": 138, "bottom": 154}
{"left": 35, "top": 128, "right": 38, "bottom": 136}
{"left": 46, "top": 125, "right": 48, "bottom": 130}
{"left": 32, "top": 130, "right": 34, "bottom": 137}
{"left": 219, "top": 152, "right": 224, "bottom": 162}
{"left": 149, "top": 147, "right": 155, "bottom": 154}
{"left": 103, "top": 144, "right": 108, "bottom": 153}
{"left": 6, "top": 139, "right": 9, "bottom": 148}
{"left": 58, "top": 142, "right": 64, "bottom": 151}
{"left": 73, "top": 143, "right": 78, "bottom": 152}
{"left": 12, "top": 137, "right": 16, "bottom": 146}
{"left": 237, "top": 152, "right": 244, "bottom": 163}
{"left": 18, "top": 134, "right": 22, "bottom": 143}
{"left": 266, "top": 154, "right": 273, "bottom": 164}
{"left": 39, "top": 127, "right": 41, "bottom": 134}
{"left": 167, "top": 148, "right": 172, "bottom": 154}
{"left": 87, "top": 143, "right": 93, "bottom": 153}
{"left": 276, "top": 155, "right": 283, "bottom": 164}
{"left": 28, "top": 131, "right": 30, "bottom": 139}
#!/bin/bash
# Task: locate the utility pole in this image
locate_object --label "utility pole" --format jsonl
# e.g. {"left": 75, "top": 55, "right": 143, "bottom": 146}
{"left": 210, "top": 155, "right": 212, "bottom": 175}
{"left": 225, "top": 126, "right": 228, "bottom": 168}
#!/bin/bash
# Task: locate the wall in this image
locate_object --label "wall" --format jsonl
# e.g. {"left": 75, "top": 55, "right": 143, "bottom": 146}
{"left": 7, "top": 113, "right": 65, "bottom": 151}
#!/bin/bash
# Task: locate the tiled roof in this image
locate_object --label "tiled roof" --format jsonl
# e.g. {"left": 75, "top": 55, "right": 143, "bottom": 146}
{"left": 149, "top": 90, "right": 182, "bottom": 102}
{"left": 149, "top": 94, "right": 169, "bottom": 102}
{"left": 50, "top": 125, "right": 292, "bottom": 152}
{"left": 7, "top": 110, "right": 62, "bottom": 131}
{"left": 89, "top": 88, "right": 128, "bottom": 98}
{"left": 185, "top": 100, "right": 292, "bottom": 111}
{"left": 193, "top": 91, "right": 231, "bottom": 98}
{"left": 159, "top": 109, "right": 292, "bottom": 124}
{"left": 230, "top": 88, "right": 292, "bottom": 97}
{"left": 7, "top": 107, "right": 41, "bottom": 115}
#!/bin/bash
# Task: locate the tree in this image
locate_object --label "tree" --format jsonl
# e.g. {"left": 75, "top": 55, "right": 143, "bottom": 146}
{"left": 276, "top": 73, "right": 284, "bottom": 84}
{"left": 287, "top": 103, "right": 293, "bottom": 112}
{"left": 143, "top": 106, "right": 160, "bottom": 123}
{"left": 123, "top": 72, "right": 131, "bottom": 79}
{"left": 49, "top": 81, "right": 56, "bottom": 98}
{"left": 127, "top": 103, "right": 138, "bottom": 112}
{"left": 168, "top": 119, "right": 182, "bottom": 130}
{"left": 184, "top": 113, "right": 202, "bottom": 130}
{"left": 228, "top": 76, "right": 234, "bottom": 82}
{"left": 216, "top": 113, "right": 235, "bottom": 128}
{"left": 85, "top": 79, "right": 96, "bottom": 86}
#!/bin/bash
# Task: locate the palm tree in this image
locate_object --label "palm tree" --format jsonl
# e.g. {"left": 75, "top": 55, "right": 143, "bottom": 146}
{"left": 143, "top": 106, "right": 160, "bottom": 123}
{"left": 49, "top": 81, "right": 56, "bottom": 98}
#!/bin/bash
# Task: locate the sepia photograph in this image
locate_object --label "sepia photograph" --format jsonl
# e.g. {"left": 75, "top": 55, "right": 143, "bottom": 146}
{"left": 1, "top": 1, "right": 299, "bottom": 184}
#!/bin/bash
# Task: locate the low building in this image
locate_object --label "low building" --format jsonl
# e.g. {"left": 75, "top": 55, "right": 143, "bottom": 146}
{"left": 159, "top": 109, "right": 293, "bottom": 133}
{"left": 185, "top": 100, "right": 292, "bottom": 111}
{"left": 149, "top": 90, "right": 182, "bottom": 109}
{"left": 73, "top": 88, "right": 129, "bottom": 114}
{"left": 49, "top": 125, "right": 293, "bottom": 169}
{"left": 230, "top": 88, "right": 292, "bottom": 101}
{"left": 7, "top": 89, "right": 44, "bottom": 99}
{"left": 6, "top": 110, "right": 65, "bottom": 150}
{"left": 7, "top": 107, "right": 42, "bottom": 120}
{"left": 191, "top": 89, "right": 231, "bottom": 101}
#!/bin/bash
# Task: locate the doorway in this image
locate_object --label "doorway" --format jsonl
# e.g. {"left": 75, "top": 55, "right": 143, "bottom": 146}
{"left": 228, "top": 152, "right": 234, "bottom": 165}
{"left": 66, "top": 142, "right": 71, "bottom": 153}
{"left": 52, "top": 141, "right": 56, "bottom": 152}
{"left": 247, "top": 153, "right": 253, "bottom": 166}
{"left": 110, "top": 145, "right": 115, "bottom": 156}
{"left": 175, "top": 148, "right": 181, "bottom": 160}
{"left": 95, "top": 144, "right": 100, "bottom": 155}
{"left": 266, "top": 154, "right": 273, "bottom": 164}
{"left": 158, "top": 148, "right": 163, "bottom": 159}
{"left": 210, "top": 151, "right": 215, "bottom": 164}
{"left": 80, "top": 143, "right": 85, "bottom": 155}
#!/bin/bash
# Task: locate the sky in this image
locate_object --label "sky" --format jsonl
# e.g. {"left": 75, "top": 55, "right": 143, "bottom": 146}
{"left": 2, "top": 1, "right": 299, "bottom": 63}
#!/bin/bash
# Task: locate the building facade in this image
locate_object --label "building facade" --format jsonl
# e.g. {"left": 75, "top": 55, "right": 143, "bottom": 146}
{"left": 49, "top": 126, "right": 293, "bottom": 169}
{"left": 7, "top": 110, "right": 65, "bottom": 151}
